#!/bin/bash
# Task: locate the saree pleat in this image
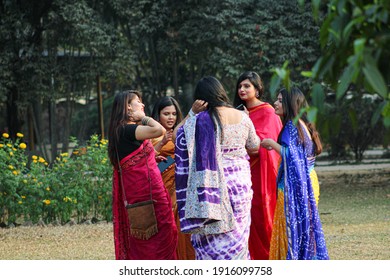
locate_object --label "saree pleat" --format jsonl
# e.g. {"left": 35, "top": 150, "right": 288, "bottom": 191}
{"left": 112, "top": 140, "right": 178, "bottom": 260}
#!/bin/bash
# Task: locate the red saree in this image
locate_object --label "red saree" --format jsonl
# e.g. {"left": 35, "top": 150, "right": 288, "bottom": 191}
{"left": 248, "top": 103, "right": 282, "bottom": 260}
{"left": 112, "top": 140, "right": 178, "bottom": 260}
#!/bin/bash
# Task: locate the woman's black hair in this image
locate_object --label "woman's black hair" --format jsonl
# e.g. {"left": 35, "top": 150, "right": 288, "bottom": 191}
{"left": 151, "top": 96, "right": 183, "bottom": 128}
{"left": 107, "top": 90, "right": 141, "bottom": 166}
{"left": 193, "top": 76, "right": 233, "bottom": 140}
{"left": 234, "top": 71, "right": 264, "bottom": 107}
{"left": 277, "top": 87, "right": 322, "bottom": 155}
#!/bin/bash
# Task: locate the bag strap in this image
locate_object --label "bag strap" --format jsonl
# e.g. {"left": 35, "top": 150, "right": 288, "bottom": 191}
{"left": 115, "top": 143, "right": 153, "bottom": 208}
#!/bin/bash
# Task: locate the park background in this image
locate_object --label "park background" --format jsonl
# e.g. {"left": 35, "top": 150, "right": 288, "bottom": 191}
{"left": 0, "top": 0, "right": 389, "bottom": 260}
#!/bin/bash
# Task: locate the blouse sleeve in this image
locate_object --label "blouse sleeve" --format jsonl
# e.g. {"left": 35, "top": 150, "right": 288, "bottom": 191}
{"left": 122, "top": 124, "right": 137, "bottom": 140}
{"left": 243, "top": 113, "right": 260, "bottom": 149}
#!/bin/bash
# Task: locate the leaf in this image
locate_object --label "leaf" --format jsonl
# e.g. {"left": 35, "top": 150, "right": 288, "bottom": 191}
{"left": 311, "top": 83, "right": 325, "bottom": 112}
{"left": 336, "top": 65, "right": 354, "bottom": 99}
{"left": 384, "top": 116, "right": 390, "bottom": 128}
{"left": 363, "top": 56, "right": 388, "bottom": 98}
{"left": 307, "top": 106, "right": 318, "bottom": 124}
{"left": 348, "top": 108, "right": 358, "bottom": 134}
{"left": 371, "top": 100, "right": 386, "bottom": 127}
{"left": 269, "top": 74, "right": 281, "bottom": 100}
{"left": 301, "top": 71, "right": 313, "bottom": 78}
{"left": 353, "top": 38, "right": 366, "bottom": 56}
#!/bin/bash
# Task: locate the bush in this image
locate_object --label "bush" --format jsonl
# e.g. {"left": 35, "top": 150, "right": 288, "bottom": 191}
{"left": 0, "top": 133, "right": 112, "bottom": 226}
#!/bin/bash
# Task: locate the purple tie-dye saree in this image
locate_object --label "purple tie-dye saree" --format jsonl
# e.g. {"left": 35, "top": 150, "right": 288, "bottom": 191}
{"left": 175, "top": 111, "right": 257, "bottom": 259}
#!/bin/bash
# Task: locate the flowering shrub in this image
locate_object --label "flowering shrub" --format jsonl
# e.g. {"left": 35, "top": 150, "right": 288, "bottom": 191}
{"left": 0, "top": 133, "right": 112, "bottom": 225}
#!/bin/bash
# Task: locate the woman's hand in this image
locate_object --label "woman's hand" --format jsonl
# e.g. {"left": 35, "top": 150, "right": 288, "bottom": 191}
{"left": 131, "top": 110, "right": 146, "bottom": 123}
{"left": 261, "top": 138, "right": 281, "bottom": 154}
{"left": 155, "top": 155, "right": 167, "bottom": 163}
{"left": 192, "top": 99, "right": 208, "bottom": 114}
{"left": 162, "top": 129, "right": 173, "bottom": 145}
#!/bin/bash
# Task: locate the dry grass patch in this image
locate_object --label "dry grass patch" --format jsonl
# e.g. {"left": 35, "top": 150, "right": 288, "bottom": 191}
{"left": 0, "top": 167, "right": 389, "bottom": 260}
{"left": 0, "top": 223, "right": 114, "bottom": 260}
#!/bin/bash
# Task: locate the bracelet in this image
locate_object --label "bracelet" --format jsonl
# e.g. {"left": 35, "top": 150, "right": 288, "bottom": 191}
{"left": 188, "top": 109, "right": 195, "bottom": 117}
{"left": 141, "top": 117, "right": 151, "bottom": 126}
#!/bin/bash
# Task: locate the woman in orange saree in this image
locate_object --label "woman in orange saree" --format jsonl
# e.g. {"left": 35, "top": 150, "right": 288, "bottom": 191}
{"left": 234, "top": 71, "right": 283, "bottom": 260}
{"left": 152, "top": 96, "right": 195, "bottom": 260}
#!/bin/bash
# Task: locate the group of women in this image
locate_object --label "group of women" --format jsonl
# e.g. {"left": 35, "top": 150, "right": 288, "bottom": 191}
{"left": 107, "top": 71, "right": 329, "bottom": 260}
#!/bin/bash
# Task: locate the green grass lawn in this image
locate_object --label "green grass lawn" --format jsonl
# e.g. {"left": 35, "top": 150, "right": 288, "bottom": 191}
{"left": 318, "top": 170, "right": 390, "bottom": 260}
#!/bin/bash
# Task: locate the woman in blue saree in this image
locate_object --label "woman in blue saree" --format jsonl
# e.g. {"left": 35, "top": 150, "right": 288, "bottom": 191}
{"left": 261, "top": 87, "right": 329, "bottom": 260}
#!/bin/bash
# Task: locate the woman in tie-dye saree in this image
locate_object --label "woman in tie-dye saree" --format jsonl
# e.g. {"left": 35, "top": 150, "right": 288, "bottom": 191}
{"left": 174, "top": 76, "right": 260, "bottom": 260}
{"left": 261, "top": 87, "right": 329, "bottom": 260}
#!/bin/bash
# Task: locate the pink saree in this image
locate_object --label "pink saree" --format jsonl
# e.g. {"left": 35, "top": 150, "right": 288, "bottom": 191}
{"left": 248, "top": 103, "right": 282, "bottom": 260}
{"left": 112, "top": 140, "right": 177, "bottom": 260}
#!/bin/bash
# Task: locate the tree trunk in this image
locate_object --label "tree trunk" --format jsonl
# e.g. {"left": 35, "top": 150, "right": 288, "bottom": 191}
{"left": 6, "top": 87, "right": 22, "bottom": 139}
{"left": 49, "top": 98, "right": 57, "bottom": 162}
{"left": 97, "top": 74, "right": 105, "bottom": 139}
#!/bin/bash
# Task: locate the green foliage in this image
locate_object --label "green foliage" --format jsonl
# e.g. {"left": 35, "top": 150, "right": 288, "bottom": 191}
{"left": 0, "top": 134, "right": 112, "bottom": 225}
{"left": 310, "top": 0, "right": 390, "bottom": 126}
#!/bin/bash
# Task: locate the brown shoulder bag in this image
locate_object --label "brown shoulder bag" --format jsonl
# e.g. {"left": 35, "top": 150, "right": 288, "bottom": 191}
{"left": 116, "top": 147, "right": 158, "bottom": 240}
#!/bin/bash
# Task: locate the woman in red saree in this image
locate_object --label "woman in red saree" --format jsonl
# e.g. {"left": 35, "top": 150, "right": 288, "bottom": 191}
{"left": 234, "top": 71, "right": 283, "bottom": 260}
{"left": 108, "top": 90, "right": 177, "bottom": 260}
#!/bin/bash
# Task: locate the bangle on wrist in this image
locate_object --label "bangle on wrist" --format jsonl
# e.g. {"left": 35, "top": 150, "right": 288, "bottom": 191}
{"left": 141, "top": 117, "right": 151, "bottom": 126}
{"left": 188, "top": 109, "right": 195, "bottom": 117}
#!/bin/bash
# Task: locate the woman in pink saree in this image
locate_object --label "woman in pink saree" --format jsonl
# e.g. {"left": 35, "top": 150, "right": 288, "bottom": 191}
{"left": 108, "top": 90, "right": 177, "bottom": 260}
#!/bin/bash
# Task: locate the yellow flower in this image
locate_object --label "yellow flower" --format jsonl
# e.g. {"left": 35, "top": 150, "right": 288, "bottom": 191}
{"left": 8, "top": 165, "right": 14, "bottom": 170}
{"left": 18, "top": 201, "right": 22, "bottom": 204}
{"left": 33, "top": 160, "right": 38, "bottom": 163}
{"left": 98, "top": 195, "right": 102, "bottom": 199}
{"left": 12, "top": 170, "right": 18, "bottom": 175}
{"left": 21, "top": 196, "right": 26, "bottom": 199}
{"left": 73, "top": 150, "right": 79, "bottom": 155}
{"left": 46, "top": 187, "right": 50, "bottom": 191}
{"left": 9, "top": 151, "right": 13, "bottom": 156}
{"left": 43, "top": 199, "right": 51, "bottom": 205}
{"left": 23, "top": 180, "right": 27, "bottom": 184}
{"left": 19, "top": 143, "right": 27, "bottom": 149}
{"left": 16, "top": 133, "right": 24, "bottom": 138}
{"left": 60, "top": 152, "right": 69, "bottom": 157}
{"left": 7, "top": 143, "right": 12, "bottom": 148}
{"left": 0, "top": 144, "right": 3, "bottom": 148}
{"left": 32, "top": 155, "right": 38, "bottom": 160}
{"left": 38, "top": 157, "right": 45, "bottom": 163}
{"left": 2, "top": 133, "right": 9, "bottom": 138}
